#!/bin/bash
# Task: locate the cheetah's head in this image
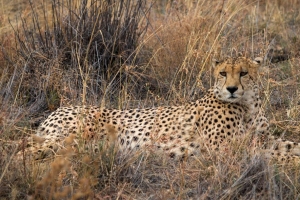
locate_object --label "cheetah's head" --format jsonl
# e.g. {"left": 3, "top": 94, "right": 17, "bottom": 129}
{"left": 212, "top": 57, "right": 262, "bottom": 103}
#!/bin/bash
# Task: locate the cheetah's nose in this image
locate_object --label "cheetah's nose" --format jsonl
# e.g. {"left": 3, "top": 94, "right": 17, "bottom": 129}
{"left": 226, "top": 86, "right": 238, "bottom": 94}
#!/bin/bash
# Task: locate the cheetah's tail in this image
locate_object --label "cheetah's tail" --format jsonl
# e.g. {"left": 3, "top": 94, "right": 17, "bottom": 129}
{"left": 263, "top": 138, "right": 300, "bottom": 162}
{"left": 272, "top": 138, "right": 300, "bottom": 156}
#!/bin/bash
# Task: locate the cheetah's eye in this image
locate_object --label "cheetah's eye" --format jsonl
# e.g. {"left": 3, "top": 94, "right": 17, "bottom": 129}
{"left": 240, "top": 72, "right": 248, "bottom": 77}
{"left": 219, "top": 72, "right": 226, "bottom": 77}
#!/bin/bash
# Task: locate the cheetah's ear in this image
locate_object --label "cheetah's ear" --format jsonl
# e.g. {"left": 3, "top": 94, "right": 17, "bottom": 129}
{"left": 212, "top": 58, "right": 220, "bottom": 68}
{"left": 253, "top": 57, "right": 263, "bottom": 65}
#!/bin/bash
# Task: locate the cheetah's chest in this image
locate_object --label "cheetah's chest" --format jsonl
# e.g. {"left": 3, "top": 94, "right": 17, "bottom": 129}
{"left": 198, "top": 95, "right": 247, "bottom": 149}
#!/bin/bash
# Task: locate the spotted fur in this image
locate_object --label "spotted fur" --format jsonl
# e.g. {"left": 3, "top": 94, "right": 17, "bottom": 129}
{"left": 27, "top": 57, "right": 300, "bottom": 161}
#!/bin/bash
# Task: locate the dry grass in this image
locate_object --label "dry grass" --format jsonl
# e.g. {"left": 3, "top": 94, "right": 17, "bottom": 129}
{"left": 1, "top": 0, "right": 300, "bottom": 199}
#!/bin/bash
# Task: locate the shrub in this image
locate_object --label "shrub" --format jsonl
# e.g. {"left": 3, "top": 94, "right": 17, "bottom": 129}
{"left": 3, "top": 0, "right": 149, "bottom": 112}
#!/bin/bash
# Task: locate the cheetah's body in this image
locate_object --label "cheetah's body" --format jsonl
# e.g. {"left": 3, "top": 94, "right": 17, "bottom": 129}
{"left": 37, "top": 103, "right": 203, "bottom": 158}
{"left": 33, "top": 57, "right": 299, "bottom": 160}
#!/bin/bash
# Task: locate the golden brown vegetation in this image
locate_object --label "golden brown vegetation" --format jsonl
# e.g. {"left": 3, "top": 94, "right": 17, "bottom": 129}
{"left": 1, "top": 0, "right": 300, "bottom": 199}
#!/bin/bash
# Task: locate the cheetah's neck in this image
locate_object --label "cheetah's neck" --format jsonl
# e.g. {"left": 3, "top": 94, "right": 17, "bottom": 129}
{"left": 240, "top": 86, "right": 261, "bottom": 116}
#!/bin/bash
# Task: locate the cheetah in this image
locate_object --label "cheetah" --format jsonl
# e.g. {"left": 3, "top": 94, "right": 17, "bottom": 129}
{"left": 27, "top": 57, "right": 300, "bottom": 161}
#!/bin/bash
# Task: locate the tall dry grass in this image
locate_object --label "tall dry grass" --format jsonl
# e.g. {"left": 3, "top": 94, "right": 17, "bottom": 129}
{"left": 0, "top": 0, "right": 300, "bottom": 199}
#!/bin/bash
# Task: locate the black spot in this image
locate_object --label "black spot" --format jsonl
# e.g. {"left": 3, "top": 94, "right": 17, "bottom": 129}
{"left": 133, "top": 136, "right": 138, "bottom": 141}
{"left": 170, "top": 152, "right": 176, "bottom": 158}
